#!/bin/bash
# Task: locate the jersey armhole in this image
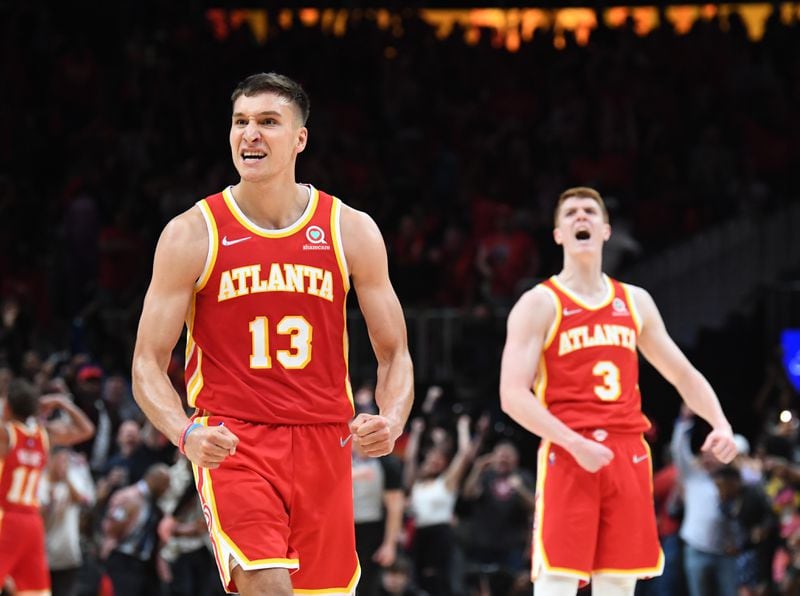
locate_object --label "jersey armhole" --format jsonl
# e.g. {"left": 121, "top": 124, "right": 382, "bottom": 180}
{"left": 621, "top": 283, "right": 643, "bottom": 334}
{"left": 195, "top": 200, "right": 218, "bottom": 291}
{"left": 331, "top": 197, "right": 351, "bottom": 292}
{"left": 540, "top": 285, "right": 562, "bottom": 350}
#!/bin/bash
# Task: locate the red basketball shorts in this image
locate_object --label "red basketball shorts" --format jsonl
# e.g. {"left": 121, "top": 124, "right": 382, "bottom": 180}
{"left": 0, "top": 509, "right": 50, "bottom": 591}
{"left": 531, "top": 432, "right": 664, "bottom": 585}
{"left": 192, "top": 416, "right": 360, "bottom": 594}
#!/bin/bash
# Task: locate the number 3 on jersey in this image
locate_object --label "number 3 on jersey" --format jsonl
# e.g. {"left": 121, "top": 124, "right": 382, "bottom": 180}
{"left": 249, "top": 316, "right": 312, "bottom": 370}
{"left": 592, "top": 360, "right": 621, "bottom": 401}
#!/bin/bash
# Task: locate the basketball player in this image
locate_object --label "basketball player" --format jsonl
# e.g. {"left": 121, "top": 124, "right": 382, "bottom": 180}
{"left": 131, "top": 72, "right": 413, "bottom": 596}
{"left": 499, "top": 187, "right": 737, "bottom": 596}
{"left": 0, "top": 378, "right": 96, "bottom": 595}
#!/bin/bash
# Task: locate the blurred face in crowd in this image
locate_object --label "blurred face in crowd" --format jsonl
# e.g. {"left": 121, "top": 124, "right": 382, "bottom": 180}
{"left": 421, "top": 447, "right": 448, "bottom": 479}
{"left": 49, "top": 449, "right": 70, "bottom": 482}
{"left": 493, "top": 442, "right": 519, "bottom": 476}
{"left": 117, "top": 420, "right": 141, "bottom": 453}
{"left": 554, "top": 196, "right": 610, "bottom": 256}
{"left": 230, "top": 91, "right": 307, "bottom": 184}
{"left": 382, "top": 567, "right": 410, "bottom": 595}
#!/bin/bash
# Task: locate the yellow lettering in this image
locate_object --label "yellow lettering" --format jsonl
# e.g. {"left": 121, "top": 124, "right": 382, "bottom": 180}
{"left": 231, "top": 267, "right": 251, "bottom": 297}
{"left": 305, "top": 267, "right": 322, "bottom": 296}
{"left": 284, "top": 264, "right": 304, "bottom": 293}
{"left": 593, "top": 324, "right": 607, "bottom": 346}
{"left": 567, "top": 328, "right": 584, "bottom": 351}
{"left": 603, "top": 324, "right": 620, "bottom": 346}
{"left": 319, "top": 271, "right": 333, "bottom": 302}
{"left": 218, "top": 271, "right": 236, "bottom": 301}
{"left": 558, "top": 332, "right": 573, "bottom": 356}
{"left": 250, "top": 265, "right": 268, "bottom": 293}
{"left": 267, "top": 263, "right": 287, "bottom": 292}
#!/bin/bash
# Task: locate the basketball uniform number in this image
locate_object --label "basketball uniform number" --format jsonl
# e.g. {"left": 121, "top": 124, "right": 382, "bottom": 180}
{"left": 592, "top": 361, "right": 621, "bottom": 401}
{"left": 7, "top": 466, "right": 40, "bottom": 506}
{"left": 249, "top": 316, "right": 312, "bottom": 370}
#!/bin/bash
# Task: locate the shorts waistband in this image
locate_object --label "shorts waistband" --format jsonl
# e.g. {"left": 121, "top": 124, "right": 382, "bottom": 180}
{"left": 577, "top": 428, "right": 644, "bottom": 442}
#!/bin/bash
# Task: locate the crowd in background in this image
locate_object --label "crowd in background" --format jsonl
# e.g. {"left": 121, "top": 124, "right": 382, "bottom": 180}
{"left": 2, "top": 354, "right": 800, "bottom": 595}
{"left": 2, "top": 2, "right": 800, "bottom": 595}
{"left": 1, "top": 3, "right": 799, "bottom": 376}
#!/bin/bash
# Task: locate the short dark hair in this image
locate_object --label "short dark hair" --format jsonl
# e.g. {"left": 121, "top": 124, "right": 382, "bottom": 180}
{"left": 231, "top": 72, "right": 310, "bottom": 125}
{"left": 7, "top": 378, "right": 39, "bottom": 420}
{"left": 712, "top": 465, "right": 742, "bottom": 483}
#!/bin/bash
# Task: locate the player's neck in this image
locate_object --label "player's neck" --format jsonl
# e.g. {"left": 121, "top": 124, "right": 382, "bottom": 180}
{"left": 231, "top": 179, "right": 309, "bottom": 230}
{"left": 556, "top": 261, "right": 606, "bottom": 298}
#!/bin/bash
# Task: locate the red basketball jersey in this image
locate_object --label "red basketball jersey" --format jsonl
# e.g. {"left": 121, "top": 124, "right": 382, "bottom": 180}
{"left": 0, "top": 420, "right": 49, "bottom": 513}
{"left": 536, "top": 275, "right": 650, "bottom": 433}
{"left": 186, "top": 185, "right": 354, "bottom": 424}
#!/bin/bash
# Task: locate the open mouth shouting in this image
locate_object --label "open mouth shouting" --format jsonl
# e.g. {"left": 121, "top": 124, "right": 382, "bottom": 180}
{"left": 575, "top": 228, "right": 591, "bottom": 241}
{"left": 242, "top": 151, "right": 266, "bottom": 162}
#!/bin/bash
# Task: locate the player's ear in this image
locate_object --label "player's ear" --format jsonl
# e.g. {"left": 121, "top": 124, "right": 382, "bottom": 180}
{"left": 602, "top": 223, "right": 611, "bottom": 241}
{"left": 296, "top": 126, "right": 308, "bottom": 153}
{"left": 553, "top": 227, "right": 563, "bottom": 245}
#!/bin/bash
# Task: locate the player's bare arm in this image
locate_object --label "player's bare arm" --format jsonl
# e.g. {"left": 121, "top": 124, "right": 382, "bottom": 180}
{"left": 632, "top": 284, "right": 737, "bottom": 463}
{"left": 500, "top": 287, "right": 614, "bottom": 473}
{"left": 341, "top": 205, "right": 413, "bottom": 457}
{"left": 132, "top": 207, "right": 239, "bottom": 468}
{"left": 40, "top": 394, "right": 95, "bottom": 446}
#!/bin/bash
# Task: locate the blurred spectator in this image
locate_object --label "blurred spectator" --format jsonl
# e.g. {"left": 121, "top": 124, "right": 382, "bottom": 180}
{"left": 95, "top": 419, "right": 142, "bottom": 506}
{"left": 404, "top": 414, "right": 486, "bottom": 595}
{"left": 40, "top": 446, "right": 95, "bottom": 596}
{"left": 72, "top": 364, "right": 120, "bottom": 473}
{"left": 352, "top": 389, "right": 405, "bottom": 596}
{"left": 672, "top": 408, "right": 737, "bottom": 596}
{"left": 100, "top": 462, "right": 171, "bottom": 596}
{"left": 157, "top": 455, "right": 225, "bottom": 596}
{"left": 380, "top": 555, "right": 428, "bottom": 596}
{"left": 712, "top": 465, "right": 777, "bottom": 596}
{"left": 461, "top": 438, "right": 534, "bottom": 595}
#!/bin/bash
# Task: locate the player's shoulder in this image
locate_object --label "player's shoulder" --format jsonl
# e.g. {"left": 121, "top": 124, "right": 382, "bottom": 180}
{"left": 618, "top": 282, "right": 654, "bottom": 306}
{"left": 515, "top": 282, "right": 558, "bottom": 311}
{"left": 158, "top": 204, "right": 208, "bottom": 249}
{"left": 507, "top": 283, "right": 557, "bottom": 328}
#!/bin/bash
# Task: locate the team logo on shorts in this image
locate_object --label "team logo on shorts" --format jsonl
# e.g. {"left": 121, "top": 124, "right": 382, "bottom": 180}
{"left": 303, "top": 226, "right": 330, "bottom": 250}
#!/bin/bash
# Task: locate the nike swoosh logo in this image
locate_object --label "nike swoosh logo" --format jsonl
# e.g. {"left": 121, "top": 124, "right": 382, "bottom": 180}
{"left": 632, "top": 454, "right": 648, "bottom": 464}
{"left": 222, "top": 235, "right": 252, "bottom": 246}
{"left": 339, "top": 434, "right": 352, "bottom": 448}
{"left": 563, "top": 308, "right": 582, "bottom": 316}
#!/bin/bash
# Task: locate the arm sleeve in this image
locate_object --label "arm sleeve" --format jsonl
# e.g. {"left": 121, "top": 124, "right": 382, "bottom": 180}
{"left": 380, "top": 454, "right": 404, "bottom": 491}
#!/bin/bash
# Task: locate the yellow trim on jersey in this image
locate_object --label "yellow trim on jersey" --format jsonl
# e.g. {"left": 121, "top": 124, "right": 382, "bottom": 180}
{"left": 549, "top": 274, "right": 614, "bottom": 311}
{"left": 184, "top": 293, "right": 204, "bottom": 408}
{"left": 330, "top": 197, "right": 354, "bottom": 411}
{"left": 330, "top": 198, "right": 350, "bottom": 293}
{"left": 222, "top": 186, "right": 319, "bottom": 238}
{"left": 195, "top": 200, "right": 219, "bottom": 291}
{"left": 294, "top": 564, "right": 361, "bottom": 594}
{"left": 539, "top": 285, "right": 562, "bottom": 350}
{"left": 621, "top": 283, "right": 643, "bottom": 334}
{"left": 186, "top": 348, "right": 204, "bottom": 407}
{"left": 534, "top": 359, "right": 548, "bottom": 406}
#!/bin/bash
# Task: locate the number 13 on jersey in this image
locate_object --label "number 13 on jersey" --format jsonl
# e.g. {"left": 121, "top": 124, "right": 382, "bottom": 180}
{"left": 249, "top": 316, "right": 312, "bottom": 370}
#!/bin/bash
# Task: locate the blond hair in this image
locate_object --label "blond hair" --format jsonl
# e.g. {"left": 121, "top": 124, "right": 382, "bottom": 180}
{"left": 554, "top": 186, "right": 609, "bottom": 226}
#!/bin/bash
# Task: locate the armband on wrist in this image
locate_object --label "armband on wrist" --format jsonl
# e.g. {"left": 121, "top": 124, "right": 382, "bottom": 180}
{"left": 178, "top": 421, "right": 202, "bottom": 455}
